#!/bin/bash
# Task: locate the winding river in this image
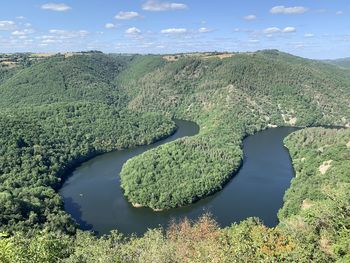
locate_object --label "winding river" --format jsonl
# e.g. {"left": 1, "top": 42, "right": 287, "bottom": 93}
{"left": 60, "top": 120, "right": 298, "bottom": 236}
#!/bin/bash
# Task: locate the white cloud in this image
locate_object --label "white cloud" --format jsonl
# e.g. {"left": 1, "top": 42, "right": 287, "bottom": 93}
{"left": 198, "top": 27, "right": 213, "bottom": 33}
{"left": 336, "top": 11, "right": 344, "bottom": 15}
{"left": 282, "top": 27, "right": 296, "bottom": 33}
{"left": 304, "top": 33, "right": 314, "bottom": 38}
{"left": 36, "top": 35, "right": 54, "bottom": 40}
{"left": 270, "top": 6, "right": 308, "bottom": 14}
{"left": 161, "top": 28, "right": 187, "bottom": 34}
{"left": 16, "top": 16, "right": 26, "bottom": 20}
{"left": 115, "top": 11, "right": 140, "bottom": 20}
{"left": 263, "top": 26, "right": 296, "bottom": 34}
{"left": 41, "top": 3, "right": 72, "bottom": 12}
{"left": 142, "top": 0, "right": 187, "bottom": 11}
{"left": 105, "top": 23, "right": 116, "bottom": 29}
{"left": 49, "top": 29, "right": 66, "bottom": 34}
{"left": 243, "top": 15, "right": 257, "bottom": 21}
{"left": 0, "top": 21, "right": 16, "bottom": 31}
{"left": 49, "top": 29, "right": 89, "bottom": 38}
{"left": 263, "top": 27, "right": 281, "bottom": 34}
{"left": 12, "top": 29, "right": 35, "bottom": 36}
{"left": 125, "top": 27, "right": 141, "bottom": 34}
{"left": 295, "top": 44, "right": 304, "bottom": 49}
{"left": 42, "top": 39, "right": 61, "bottom": 44}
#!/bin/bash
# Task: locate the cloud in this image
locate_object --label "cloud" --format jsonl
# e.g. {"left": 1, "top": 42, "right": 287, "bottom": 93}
{"left": 105, "top": 23, "right": 117, "bottom": 29}
{"left": 142, "top": 0, "right": 187, "bottom": 11}
{"left": 294, "top": 43, "right": 305, "bottom": 49}
{"left": 0, "top": 21, "right": 16, "bottom": 31}
{"left": 263, "top": 27, "right": 281, "bottom": 34}
{"left": 304, "top": 33, "right": 314, "bottom": 38}
{"left": 243, "top": 15, "right": 257, "bottom": 21}
{"left": 42, "top": 39, "right": 61, "bottom": 44}
{"left": 34, "top": 29, "right": 89, "bottom": 46}
{"left": 49, "top": 29, "right": 89, "bottom": 38}
{"left": 161, "top": 28, "right": 187, "bottom": 34}
{"left": 198, "top": 27, "right": 213, "bottom": 33}
{"left": 282, "top": 27, "right": 296, "bottom": 33}
{"left": 263, "top": 26, "right": 296, "bottom": 34}
{"left": 270, "top": 6, "right": 308, "bottom": 14}
{"left": 336, "top": 11, "right": 344, "bottom": 15}
{"left": 12, "top": 29, "right": 35, "bottom": 36}
{"left": 36, "top": 35, "right": 54, "bottom": 39}
{"left": 16, "top": 16, "right": 26, "bottom": 20}
{"left": 115, "top": 11, "right": 141, "bottom": 20}
{"left": 41, "top": 3, "right": 72, "bottom": 11}
{"left": 125, "top": 27, "right": 141, "bottom": 34}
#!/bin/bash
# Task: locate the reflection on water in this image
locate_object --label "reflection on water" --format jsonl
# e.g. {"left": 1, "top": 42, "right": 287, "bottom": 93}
{"left": 60, "top": 121, "right": 298, "bottom": 236}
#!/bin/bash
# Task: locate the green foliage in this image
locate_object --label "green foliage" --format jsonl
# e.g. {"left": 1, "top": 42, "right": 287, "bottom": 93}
{"left": 0, "top": 230, "right": 72, "bottom": 263}
{"left": 0, "top": 102, "right": 175, "bottom": 233}
{"left": 118, "top": 51, "right": 350, "bottom": 210}
{"left": 0, "top": 51, "right": 349, "bottom": 262}
{"left": 121, "top": 133, "right": 242, "bottom": 210}
{"left": 280, "top": 128, "right": 350, "bottom": 219}
{"left": 325, "top": 57, "right": 350, "bottom": 69}
{"left": 0, "top": 53, "right": 133, "bottom": 107}
{"left": 280, "top": 128, "right": 350, "bottom": 261}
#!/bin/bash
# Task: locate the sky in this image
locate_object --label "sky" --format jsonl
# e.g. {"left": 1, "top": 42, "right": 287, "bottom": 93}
{"left": 0, "top": 1, "right": 349, "bottom": 59}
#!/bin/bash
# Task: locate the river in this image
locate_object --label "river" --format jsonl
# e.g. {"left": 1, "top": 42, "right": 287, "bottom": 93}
{"left": 60, "top": 120, "right": 298, "bottom": 235}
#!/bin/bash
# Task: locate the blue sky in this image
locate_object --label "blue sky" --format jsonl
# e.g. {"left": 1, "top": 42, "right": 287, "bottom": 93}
{"left": 0, "top": 0, "right": 349, "bottom": 59}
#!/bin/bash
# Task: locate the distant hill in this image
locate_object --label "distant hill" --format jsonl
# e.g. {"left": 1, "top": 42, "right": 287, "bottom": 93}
{"left": 2, "top": 50, "right": 349, "bottom": 124}
{"left": 323, "top": 57, "right": 350, "bottom": 69}
{"left": 0, "top": 53, "right": 134, "bottom": 107}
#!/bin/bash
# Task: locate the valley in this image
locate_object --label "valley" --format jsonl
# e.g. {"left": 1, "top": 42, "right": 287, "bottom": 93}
{"left": 0, "top": 51, "right": 349, "bottom": 262}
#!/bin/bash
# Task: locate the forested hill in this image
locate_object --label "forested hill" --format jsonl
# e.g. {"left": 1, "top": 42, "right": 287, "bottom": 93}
{"left": 1, "top": 50, "right": 350, "bottom": 210}
{"left": 1, "top": 51, "right": 350, "bottom": 121}
{"left": 0, "top": 53, "right": 133, "bottom": 107}
{"left": 118, "top": 51, "right": 350, "bottom": 210}
{"left": 0, "top": 51, "right": 349, "bottom": 261}
{"left": 120, "top": 50, "right": 350, "bottom": 128}
{"left": 324, "top": 57, "right": 350, "bottom": 69}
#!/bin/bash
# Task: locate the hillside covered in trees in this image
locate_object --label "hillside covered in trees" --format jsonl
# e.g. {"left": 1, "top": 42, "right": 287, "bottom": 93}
{"left": 324, "top": 57, "right": 350, "bottom": 69}
{"left": 0, "top": 51, "right": 349, "bottom": 262}
{"left": 118, "top": 50, "right": 350, "bottom": 210}
{"left": 1, "top": 127, "right": 349, "bottom": 262}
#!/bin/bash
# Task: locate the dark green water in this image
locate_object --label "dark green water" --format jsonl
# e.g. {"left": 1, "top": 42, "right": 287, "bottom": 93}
{"left": 60, "top": 120, "right": 298, "bottom": 236}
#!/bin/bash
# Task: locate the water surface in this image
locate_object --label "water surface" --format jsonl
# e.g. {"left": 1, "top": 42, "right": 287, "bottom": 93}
{"left": 60, "top": 121, "right": 298, "bottom": 235}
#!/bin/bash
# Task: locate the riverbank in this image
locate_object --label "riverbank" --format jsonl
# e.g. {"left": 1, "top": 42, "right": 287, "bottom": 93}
{"left": 61, "top": 125, "right": 296, "bottom": 235}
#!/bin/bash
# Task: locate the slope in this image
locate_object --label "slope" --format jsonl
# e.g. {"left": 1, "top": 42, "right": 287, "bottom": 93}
{"left": 117, "top": 51, "right": 350, "bottom": 210}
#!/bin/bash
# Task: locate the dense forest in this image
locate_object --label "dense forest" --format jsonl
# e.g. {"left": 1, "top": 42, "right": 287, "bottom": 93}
{"left": 0, "top": 102, "right": 175, "bottom": 233}
{"left": 0, "top": 51, "right": 349, "bottom": 261}
{"left": 1, "top": 127, "right": 349, "bottom": 262}
{"left": 118, "top": 50, "right": 350, "bottom": 210}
